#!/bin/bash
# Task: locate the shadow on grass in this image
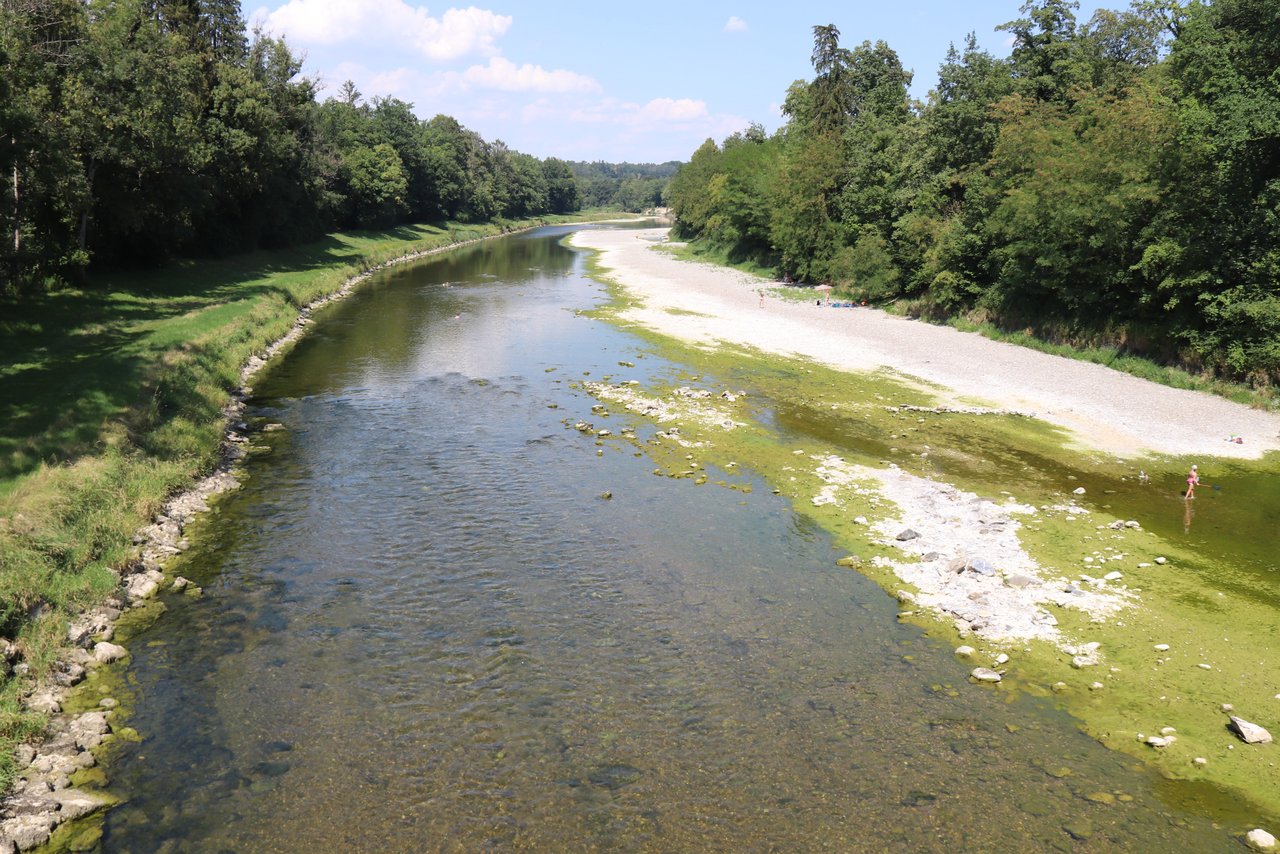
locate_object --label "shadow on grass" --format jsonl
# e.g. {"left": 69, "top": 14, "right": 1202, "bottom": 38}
{"left": 0, "top": 224, "right": 452, "bottom": 484}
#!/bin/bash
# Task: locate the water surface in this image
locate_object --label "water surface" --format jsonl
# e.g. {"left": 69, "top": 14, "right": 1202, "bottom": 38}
{"left": 97, "top": 226, "right": 1234, "bottom": 851}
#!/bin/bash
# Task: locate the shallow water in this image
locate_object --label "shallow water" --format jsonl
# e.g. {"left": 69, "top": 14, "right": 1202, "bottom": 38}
{"left": 93, "top": 226, "right": 1237, "bottom": 851}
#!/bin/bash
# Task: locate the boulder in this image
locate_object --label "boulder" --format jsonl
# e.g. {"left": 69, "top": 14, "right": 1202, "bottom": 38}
{"left": 1229, "top": 715, "right": 1273, "bottom": 744}
{"left": 50, "top": 789, "right": 108, "bottom": 821}
{"left": 69, "top": 712, "right": 110, "bottom": 750}
{"left": 970, "top": 667, "right": 1002, "bottom": 683}
{"left": 1247, "top": 829, "right": 1278, "bottom": 852}
{"left": 0, "top": 814, "right": 55, "bottom": 851}
{"left": 92, "top": 642, "right": 128, "bottom": 664}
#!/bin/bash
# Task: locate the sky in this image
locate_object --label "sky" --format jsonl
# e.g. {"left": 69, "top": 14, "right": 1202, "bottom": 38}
{"left": 245, "top": 0, "right": 1112, "bottom": 164}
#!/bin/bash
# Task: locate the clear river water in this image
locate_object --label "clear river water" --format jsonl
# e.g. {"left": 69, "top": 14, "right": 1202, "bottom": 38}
{"left": 91, "top": 225, "right": 1238, "bottom": 851}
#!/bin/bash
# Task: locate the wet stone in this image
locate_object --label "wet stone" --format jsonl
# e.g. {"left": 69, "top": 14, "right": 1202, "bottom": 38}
{"left": 900, "top": 791, "right": 937, "bottom": 807}
{"left": 252, "top": 760, "right": 292, "bottom": 778}
{"left": 1064, "top": 818, "right": 1093, "bottom": 840}
{"left": 586, "top": 764, "right": 642, "bottom": 790}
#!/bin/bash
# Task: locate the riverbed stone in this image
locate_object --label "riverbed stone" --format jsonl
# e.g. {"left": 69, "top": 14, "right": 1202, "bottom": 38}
{"left": 970, "top": 667, "right": 1002, "bottom": 683}
{"left": 1064, "top": 818, "right": 1093, "bottom": 840}
{"left": 586, "top": 764, "right": 642, "bottom": 790}
{"left": 955, "top": 645, "right": 975, "bottom": 658}
{"left": 1247, "top": 828, "right": 1278, "bottom": 851}
{"left": 92, "top": 642, "right": 127, "bottom": 664}
{"left": 69, "top": 712, "right": 110, "bottom": 751}
{"left": 895, "top": 529, "right": 920, "bottom": 541}
{"left": 1229, "top": 715, "right": 1273, "bottom": 744}
{"left": 1, "top": 814, "right": 55, "bottom": 851}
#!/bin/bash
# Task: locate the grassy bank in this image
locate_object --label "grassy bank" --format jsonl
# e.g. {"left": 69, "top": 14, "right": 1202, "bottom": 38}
{"left": 0, "top": 214, "right": 607, "bottom": 789}
{"left": 659, "top": 237, "right": 1280, "bottom": 412}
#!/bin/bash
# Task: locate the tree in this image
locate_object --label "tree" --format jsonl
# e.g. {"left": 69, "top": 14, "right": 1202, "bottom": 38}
{"left": 808, "top": 24, "right": 852, "bottom": 135}
{"left": 1, "top": 0, "right": 89, "bottom": 292}
{"left": 769, "top": 132, "right": 843, "bottom": 280}
{"left": 344, "top": 143, "right": 408, "bottom": 228}
{"left": 541, "top": 158, "right": 579, "bottom": 213}
{"left": 998, "top": 0, "right": 1088, "bottom": 103}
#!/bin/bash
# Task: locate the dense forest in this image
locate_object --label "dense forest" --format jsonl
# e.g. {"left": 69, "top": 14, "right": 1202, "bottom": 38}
{"left": 667, "top": 0, "right": 1280, "bottom": 385}
{"left": 0, "top": 0, "right": 675, "bottom": 295}
{"left": 569, "top": 160, "right": 679, "bottom": 211}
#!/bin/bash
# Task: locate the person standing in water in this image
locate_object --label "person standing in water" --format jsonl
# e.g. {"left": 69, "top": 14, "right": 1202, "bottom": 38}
{"left": 1185, "top": 464, "right": 1200, "bottom": 499}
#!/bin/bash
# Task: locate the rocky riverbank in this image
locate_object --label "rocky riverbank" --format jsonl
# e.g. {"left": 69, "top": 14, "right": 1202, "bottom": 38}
{"left": 0, "top": 225, "right": 558, "bottom": 852}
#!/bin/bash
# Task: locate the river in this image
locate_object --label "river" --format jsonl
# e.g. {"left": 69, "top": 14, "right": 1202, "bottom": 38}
{"left": 90, "top": 225, "right": 1232, "bottom": 851}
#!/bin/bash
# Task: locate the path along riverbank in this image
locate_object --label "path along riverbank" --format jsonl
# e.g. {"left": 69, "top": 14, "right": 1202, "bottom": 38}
{"left": 572, "top": 227, "right": 1280, "bottom": 461}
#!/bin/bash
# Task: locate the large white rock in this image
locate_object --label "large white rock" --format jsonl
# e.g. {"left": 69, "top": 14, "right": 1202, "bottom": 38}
{"left": 1230, "top": 715, "right": 1273, "bottom": 744}
{"left": 970, "top": 667, "right": 1002, "bottom": 683}
{"left": 1247, "top": 828, "right": 1278, "bottom": 851}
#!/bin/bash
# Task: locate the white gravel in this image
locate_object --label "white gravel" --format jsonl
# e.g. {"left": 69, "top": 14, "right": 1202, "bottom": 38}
{"left": 571, "top": 227, "right": 1280, "bottom": 460}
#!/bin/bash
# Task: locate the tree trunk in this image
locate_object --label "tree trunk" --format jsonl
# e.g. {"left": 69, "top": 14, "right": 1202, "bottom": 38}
{"left": 11, "top": 136, "right": 19, "bottom": 257}
{"left": 78, "top": 156, "right": 95, "bottom": 252}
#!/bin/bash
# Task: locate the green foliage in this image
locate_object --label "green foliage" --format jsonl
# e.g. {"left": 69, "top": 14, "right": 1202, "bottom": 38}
{"left": 568, "top": 160, "right": 678, "bottom": 211}
{"left": 0, "top": 2, "right": 593, "bottom": 289}
{"left": 670, "top": 4, "right": 1280, "bottom": 386}
{"left": 829, "top": 233, "right": 899, "bottom": 299}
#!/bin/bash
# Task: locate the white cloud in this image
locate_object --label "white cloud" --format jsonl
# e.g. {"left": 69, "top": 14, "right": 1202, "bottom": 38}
{"left": 459, "top": 57, "right": 600, "bottom": 93}
{"left": 260, "top": 0, "right": 511, "bottom": 61}
{"left": 724, "top": 16, "right": 747, "bottom": 33}
{"left": 636, "top": 97, "right": 708, "bottom": 124}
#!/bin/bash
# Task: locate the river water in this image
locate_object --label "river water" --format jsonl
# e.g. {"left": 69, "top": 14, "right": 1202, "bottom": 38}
{"left": 94, "top": 226, "right": 1231, "bottom": 851}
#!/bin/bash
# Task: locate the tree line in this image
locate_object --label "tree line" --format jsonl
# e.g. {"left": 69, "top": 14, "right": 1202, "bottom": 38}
{"left": 0, "top": 0, "right": 669, "bottom": 295}
{"left": 569, "top": 160, "right": 678, "bottom": 212}
{"left": 667, "top": 0, "right": 1280, "bottom": 385}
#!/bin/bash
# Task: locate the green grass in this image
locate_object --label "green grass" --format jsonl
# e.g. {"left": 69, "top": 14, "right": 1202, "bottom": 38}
{"left": 0, "top": 213, "right": 599, "bottom": 790}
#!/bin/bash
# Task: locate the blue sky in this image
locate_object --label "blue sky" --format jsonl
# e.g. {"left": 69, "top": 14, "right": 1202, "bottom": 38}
{"left": 247, "top": 0, "right": 1111, "bottom": 163}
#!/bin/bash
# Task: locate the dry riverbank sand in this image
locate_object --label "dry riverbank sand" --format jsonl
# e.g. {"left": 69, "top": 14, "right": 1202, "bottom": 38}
{"left": 571, "top": 227, "right": 1280, "bottom": 461}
